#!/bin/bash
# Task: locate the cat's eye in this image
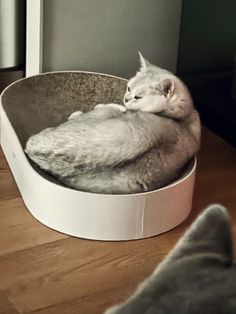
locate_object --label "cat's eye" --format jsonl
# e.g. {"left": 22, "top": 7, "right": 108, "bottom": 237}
{"left": 127, "top": 86, "right": 131, "bottom": 92}
{"left": 134, "top": 95, "right": 142, "bottom": 100}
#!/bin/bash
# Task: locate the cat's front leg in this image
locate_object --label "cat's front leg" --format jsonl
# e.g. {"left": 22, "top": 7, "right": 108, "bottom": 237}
{"left": 94, "top": 103, "right": 127, "bottom": 112}
{"left": 68, "top": 111, "right": 84, "bottom": 120}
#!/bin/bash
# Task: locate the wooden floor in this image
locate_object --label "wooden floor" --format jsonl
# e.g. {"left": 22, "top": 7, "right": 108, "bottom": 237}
{"left": 0, "top": 128, "right": 236, "bottom": 314}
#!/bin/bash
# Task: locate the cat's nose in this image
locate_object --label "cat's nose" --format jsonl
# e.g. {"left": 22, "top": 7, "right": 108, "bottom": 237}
{"left": 124, "top": 97, "right": 128, "bottom": 103}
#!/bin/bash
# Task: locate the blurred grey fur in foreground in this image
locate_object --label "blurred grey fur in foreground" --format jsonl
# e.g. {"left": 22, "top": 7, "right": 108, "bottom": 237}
{"left": 105, "top": 204, "right": 236, "bottom": 314}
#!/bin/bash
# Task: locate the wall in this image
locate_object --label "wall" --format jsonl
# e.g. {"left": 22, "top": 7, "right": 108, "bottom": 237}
{"left": 0, "top": 0, "right": 25, "bottom": 69}
{"left": 178, "top": 0, "right": 236, "bottom": 75}
{"left": 42, "top": 0, "right": 182, "bottom": 78}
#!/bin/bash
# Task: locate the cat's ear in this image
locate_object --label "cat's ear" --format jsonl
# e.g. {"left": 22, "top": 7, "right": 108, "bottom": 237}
{"left": 138, "top": 51, "right": 152, "bottom": 71}
{"left": 159, "top": 79, "right": 174, "bottom": 98}
{"left": 159, "top": 204, "right": 233, "bottom": 268}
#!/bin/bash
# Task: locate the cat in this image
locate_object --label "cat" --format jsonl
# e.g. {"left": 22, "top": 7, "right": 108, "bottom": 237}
{"left": 25, "top": 53, "right": 201, "bottom": 194}
{"left": 105, "top": 204, "right": 236, "bottom": 314}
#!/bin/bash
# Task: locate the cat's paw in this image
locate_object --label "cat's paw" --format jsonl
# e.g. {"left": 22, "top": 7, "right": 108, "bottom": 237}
{"left": 95, "top": 103, "right": 126, "bottom": 112}
{"left": 94, "top": 104, "right": 107, "bottom": 110}
{"left": 68, "top": 111, "right": 83, "bottom": 120}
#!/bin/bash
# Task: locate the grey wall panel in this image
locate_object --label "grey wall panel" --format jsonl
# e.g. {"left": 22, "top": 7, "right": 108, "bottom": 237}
{"left": 178, "top": 0, "right": 236, "bottom": 74}
{"left": 0, "top": 0, "right": 25, "bottom": 69}
{"left": 43, "top": 0, "right": 182, "bottom": 78}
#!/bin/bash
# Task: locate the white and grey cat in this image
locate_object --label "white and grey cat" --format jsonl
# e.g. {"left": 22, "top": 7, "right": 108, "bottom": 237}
{"left": 105, "top": 204, "right": 236, "bottom": 314}
{"left": 25, "top": 53, "right": 201, "bottom": 194}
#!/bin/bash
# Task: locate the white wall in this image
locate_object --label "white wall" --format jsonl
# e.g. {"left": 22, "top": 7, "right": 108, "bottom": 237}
{"left": 41, "top": 0, "right": 182, "bottom": 78}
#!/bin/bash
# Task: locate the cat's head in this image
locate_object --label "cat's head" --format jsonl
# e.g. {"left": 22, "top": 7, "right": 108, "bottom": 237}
{"left": 105, "top": 204, "right": 236, "bottom": 314}
{"left": 124, "top": 53, "right": 194, "bottom": 119}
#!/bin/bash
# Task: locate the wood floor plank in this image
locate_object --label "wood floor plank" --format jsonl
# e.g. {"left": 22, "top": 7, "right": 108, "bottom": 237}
{"left": 0, "top": 148, "right": 10, "bottom": 171}
{"left": 0, "top": 236, "right": 174, "bottom": 313}
{"left": 0, "top": 197, "right": 67, "bottom": 256}
{"left": 0, "top": 171, "right": 20, "bottom": 201}
{"left": 0, "top": 291, "right": 18, "bottom": 313}
{"left": 0, "top": 150, "right": 20, "bottom": 201}
{"left": 0, "top": 128, "right": 235, "bottom": 313}
{"left": 193, "top": 128, "right": 236, "bottom": 219}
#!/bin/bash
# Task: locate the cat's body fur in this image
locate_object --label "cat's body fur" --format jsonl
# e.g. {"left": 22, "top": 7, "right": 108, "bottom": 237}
{"left": 105, "top": 204, "right": 236, "bottom": 314}
{"left": 25, "top": 54, "right": 200, "bottom": 194}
